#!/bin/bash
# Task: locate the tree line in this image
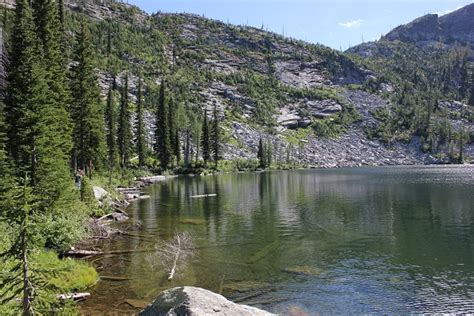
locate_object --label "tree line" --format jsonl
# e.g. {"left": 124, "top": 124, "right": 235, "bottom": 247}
{"left": 0, "top": 0, "right": 224, "bottom": 313}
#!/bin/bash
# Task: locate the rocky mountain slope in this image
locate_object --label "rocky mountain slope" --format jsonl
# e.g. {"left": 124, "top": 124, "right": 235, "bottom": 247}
{"left": 1, "top": 0, "right": 472, "bottom": 167}
{"left": 349, "top": 4, "right": 474, "bottom": 59}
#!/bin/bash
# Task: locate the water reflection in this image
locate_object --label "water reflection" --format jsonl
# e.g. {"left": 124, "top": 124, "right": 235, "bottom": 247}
{"left": 81, "top": 166, "right": 474, "bottom": 314}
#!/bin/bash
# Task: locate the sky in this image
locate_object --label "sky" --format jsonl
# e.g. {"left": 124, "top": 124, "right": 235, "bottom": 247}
{"left": 126, "top": 0, "right": 473, "bottom": 51}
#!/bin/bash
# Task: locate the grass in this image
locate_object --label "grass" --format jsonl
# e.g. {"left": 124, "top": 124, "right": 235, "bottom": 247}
{"left": 0, "top": 246, "right": 98, "bottom": 314}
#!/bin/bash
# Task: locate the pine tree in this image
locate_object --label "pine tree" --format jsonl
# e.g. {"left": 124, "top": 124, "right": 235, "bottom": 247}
{"left": 6, "top": 0, "right": 77, "bottom": 225}
{"left": 0, "top": 98, "right": 12, "bottom": 193}
{"left": 136, "top": 77, "right": 146, "bottom": 167}
{"left": 469, "top": 71, "right": 474, "bottom": 106}
{"left": 458, "top": 125, "right": 465, "bottom": 164}
{"left": 70, "top": 22, "right": 106, "bottom": 177}
{"left": 57, "top": 0, "right": 66, "bottom": 54}
{"left": 154, "top": 80, "right": 171, "bottom": 169}
{"left": 117, "top": 74, "right": 132, "bottom": 167}
{"left": 211, "top": 103, "right": 220, "bottom": 166}
{"left": 105, "top": 80, "right": 118, "bottom": 168}
{"left": 200, "top": 110, "right": 210, "bottom": 164}
{"left": 257, "top": 137, "right": 265, "bottom": 168}
{"left": 0, "top": 176, "right": 38, "bottom": 316}
{"left": 5, "top": 0, "right": 40, "bottom": 165}
{"left": 32, "top": 0, "right": 72, "bottom": 132}
{"left": 168, "top": 96, "right": 180, "bottom": 166}
{"left": 265, "top": 141, "right": 272, "bottom": 168}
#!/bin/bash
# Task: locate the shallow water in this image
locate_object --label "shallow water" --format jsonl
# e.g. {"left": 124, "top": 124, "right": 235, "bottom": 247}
{"left": 80, "top": 166, "right": 474, "bottom": 314}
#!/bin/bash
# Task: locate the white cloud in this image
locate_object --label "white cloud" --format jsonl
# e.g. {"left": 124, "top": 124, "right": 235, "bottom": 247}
{"left": 338, "top": 19, "right": 363, "bottom": 28}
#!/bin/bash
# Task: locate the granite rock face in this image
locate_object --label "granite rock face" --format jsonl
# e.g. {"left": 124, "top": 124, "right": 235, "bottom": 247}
{"left": 384, "top": 4, "right": 474, "bottom": 46}
{"left": 349, "top": 4, "right": 474, "bottom": 59}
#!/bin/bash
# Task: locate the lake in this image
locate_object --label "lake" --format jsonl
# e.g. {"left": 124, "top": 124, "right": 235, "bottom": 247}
{"left": 81, "top": 166, "right": 474, "bottom": 314}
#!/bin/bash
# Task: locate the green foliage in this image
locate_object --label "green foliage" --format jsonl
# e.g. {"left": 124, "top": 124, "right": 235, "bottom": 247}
{"left": 312, "top": 105, "right": 360, "bottom": 138}
{"left": 218, "top": 158, "right": 260, "bottom": 172}
{"left": 240, "top": 73, "right": 279, "bottom": 126}
{"left": 201, "top": 109, "right": 211, "bottom": 164}
{"left": 136, "top": 77, "right": 146, "bottom": 167}
{"left": 211, "top": 103, "right": 220, "bottom": 165}
{"left": 70, "top": 21, "right": 106, "bottom": 176}
{"left": 154, "top": 80, "right": 172, "bottom": 169}
{"left": 105, "top": 81, "right": 118, "bottom": 168}
{"left": 117, "top": 73, "right": 133, "bottom": 167}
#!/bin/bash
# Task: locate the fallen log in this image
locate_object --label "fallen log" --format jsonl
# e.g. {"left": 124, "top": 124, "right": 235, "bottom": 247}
{"left": 190, "top": 193, "right": 217, "bottom": 198}
{"left": 65, "top": 249, "right": 102, "bottom": 258}
{"left": 57, "top": 292, "right": 90, "bottom": 301}
{"left": 100, "top": 275, "right": 132, "bottom": 281}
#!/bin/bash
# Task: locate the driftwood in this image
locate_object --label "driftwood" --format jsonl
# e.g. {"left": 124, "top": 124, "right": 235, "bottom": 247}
{"left": 190, "top": 193, "right": 217, "bottom": 198}
{"left": 57, "top": 293, "right": 90, "bottom": 301}
{"left": 147, "top": 232, "right": 195, "bottom": 281}
{"left": 100, "top": 275, "right": 131, "bottom": 281}
{"left": 65, "top": 249, "right": 102, "bottom": 258}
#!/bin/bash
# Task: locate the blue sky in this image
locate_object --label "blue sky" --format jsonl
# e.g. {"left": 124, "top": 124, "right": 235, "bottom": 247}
{"left": 127, "top": 0, "right": 473, "bottom": 50}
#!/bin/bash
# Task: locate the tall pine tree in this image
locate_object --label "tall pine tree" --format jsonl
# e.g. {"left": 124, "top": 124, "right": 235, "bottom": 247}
{"left": 168, "top": 96, "right": 179, "bottom": 166}
{"left": 117, "top": 74, "right": 132, "bottom": 167}
{"left": 469, "top": 70, "right": 474, "bottom": 106}
{"left": 32, "top": 0, "right": 72, "bottom": 139}
{"left": 200, "top": 109, "right": 210, "bottom": 164}
{"left": 154, "top": 80, "right": 171, "bottom": 169}
{"left": 105, "top": 79, "right": 118, "bottom": 168}
{"left": 136, "top": 77, "right": 146, "bottom": 167}
{"left": 70, "top": 21, "right": 106, "bottom": 177}
{"left": 257, "top": 137, "right": 265, "bottom": 168}
{"left": 211, "top": 103, "right": 220, "bottom": 166}
{"left": 5, "top": 0, "right": 40, "bottom": 166}
{"left": 5, "top": 0, "right": 80, "bottom": 250}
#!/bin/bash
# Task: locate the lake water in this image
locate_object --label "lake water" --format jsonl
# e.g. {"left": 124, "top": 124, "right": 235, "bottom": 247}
{"left": 81, "top": 166, "right": 474, "bottom": 314}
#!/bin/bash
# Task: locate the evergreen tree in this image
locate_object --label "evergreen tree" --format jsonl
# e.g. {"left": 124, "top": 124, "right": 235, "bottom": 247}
{"left": 265, "top": 141, "right": 272, "bottom": 168}
{"left": 469, "top": 71, "right": 474, "bottom": 107}
{"left": 70, "top": 22, "right": 106, "bottom": 177}
{"left": 154, "top": 80, "right": 171, "bottom": 169}
{"left": 168, "top": 96, "right": 180, "bottom": 166}
{"left": 200, "top": 109, "right": 210, "bottom": 164}
{"left": 57, "top": 0, "right": 66, "bottom": 54}
{"left": 105, "top": 80, "right": 118, "bottom": 168}
{"left": 257, "top": 137, "right": 266, "bottom": 168}
{"left": 211, "top": 103, "right": 220, "bottom": 166}
{"left": 117, "top": 74, "right": 132, "bottom": 167}
{"left": 458, "top": 125, "right": 466, "bottom": 164}
{"left": 5, "top": 1, "right": 78, "bottom": 241}
{"left": 32, "top": 0, "right": 72, "bottom": 130}
{"left": 136, "top": 77, "right": 146, "bottom": 167}
{"left": 0, "top": 176, "right": 38, "bottom": 316}
{"left": 5, "top": 0, "right": 40, "bottom": 165}
{"left": 0, "top": 99, "right": 12, "bottom": 193}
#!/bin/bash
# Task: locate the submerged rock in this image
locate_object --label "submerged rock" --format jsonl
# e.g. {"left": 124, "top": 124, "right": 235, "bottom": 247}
{"left": 140, "top": 286, "right": 275, "bottom": 316}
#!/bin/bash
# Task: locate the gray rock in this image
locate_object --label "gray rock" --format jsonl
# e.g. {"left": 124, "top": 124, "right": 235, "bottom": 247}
{"left": 93, "top": 186, "right": 108, "bottom": 201}
{"left": 140, "top": 286, "right": 275, "bottom": 316}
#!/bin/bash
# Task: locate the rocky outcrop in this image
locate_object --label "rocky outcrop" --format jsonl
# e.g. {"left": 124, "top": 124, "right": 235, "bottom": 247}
{"left": 140, "top": 287, "right": 275, "bottom": 316}
{"left": 384, "top": 4, "right": 474, "bottom": 48}
{"left": 350, "top": 4, "right": 474, "bottom": 59}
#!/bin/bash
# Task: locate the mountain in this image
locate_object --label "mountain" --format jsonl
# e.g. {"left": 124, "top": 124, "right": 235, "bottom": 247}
{"left": 1, "top": 0, "right": 473, "bottom": 167}
{"left": 386, "top": 4, "right": 474, "bottom": 47}
{"left": 349, "top": 4, "right": 474, "bottom": 59}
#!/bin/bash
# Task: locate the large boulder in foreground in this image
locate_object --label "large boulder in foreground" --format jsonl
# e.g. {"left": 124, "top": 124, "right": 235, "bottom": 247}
{"left": 140, "top": 286, "right": 275, "bottom": 316}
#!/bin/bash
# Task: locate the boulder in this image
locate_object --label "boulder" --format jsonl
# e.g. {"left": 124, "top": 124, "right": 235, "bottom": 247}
{"left": 140, "top": 286, "right": 275, "bottom": 316}
{"left": 277, "top": 111, "right": 301, "bottom": 129}
{"left": 93, "top": 186, "right": 108, "bottom": 201}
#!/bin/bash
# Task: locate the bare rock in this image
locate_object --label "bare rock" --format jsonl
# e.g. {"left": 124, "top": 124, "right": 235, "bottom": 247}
{"left": 140, "top": 286, "right": 275, "bottom": 316}
{"left": 93, "top": 186, "right": 109, "bottom": 201}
